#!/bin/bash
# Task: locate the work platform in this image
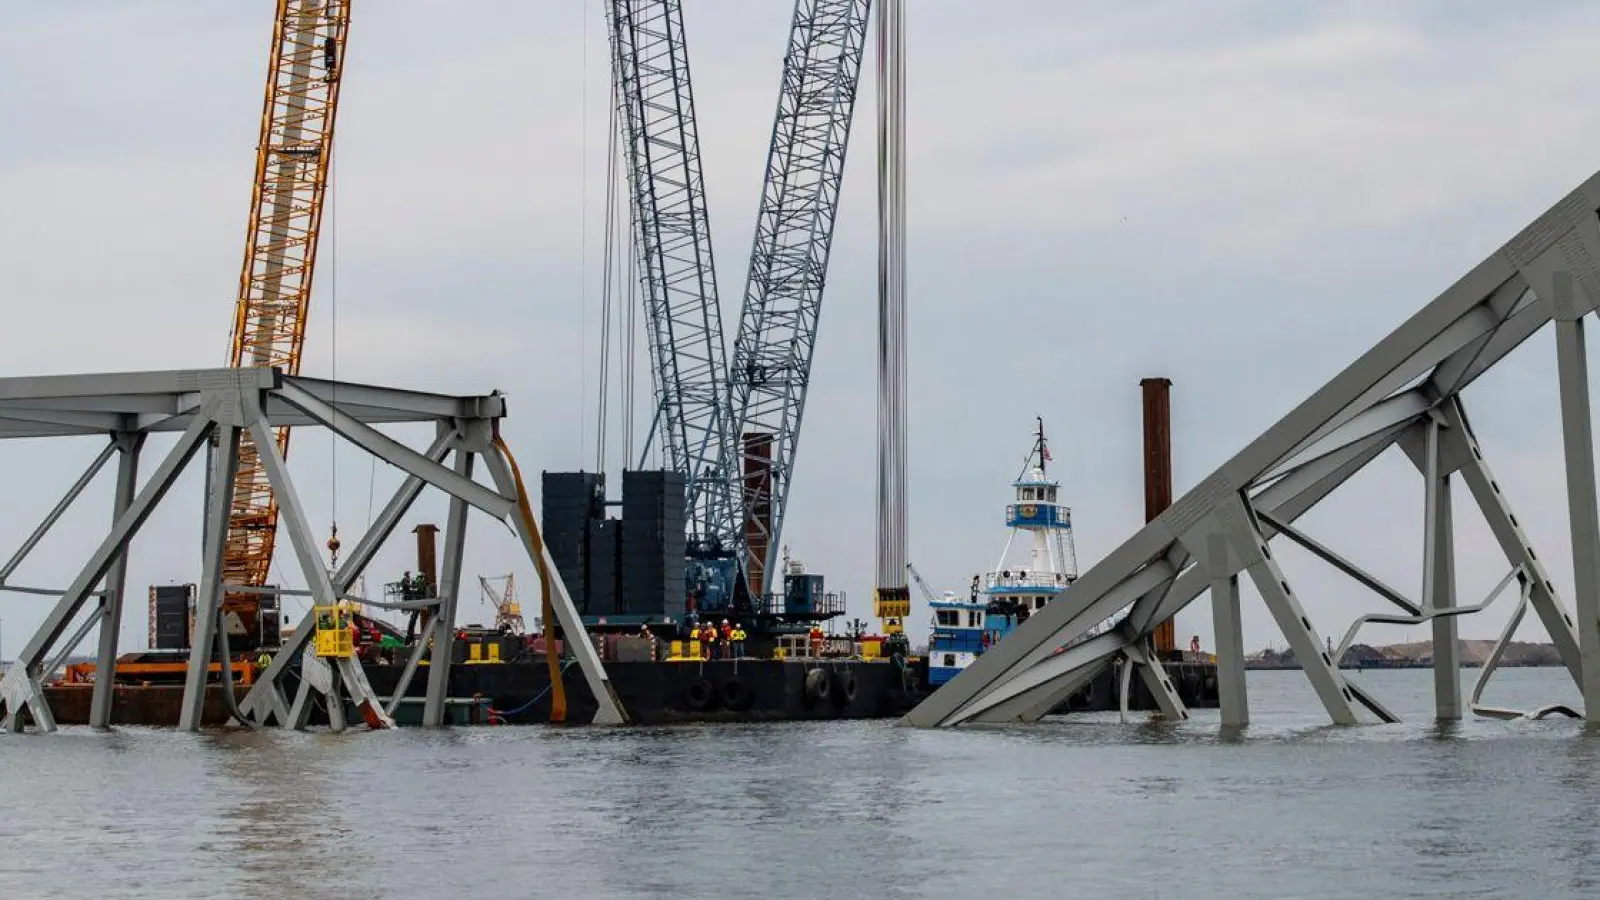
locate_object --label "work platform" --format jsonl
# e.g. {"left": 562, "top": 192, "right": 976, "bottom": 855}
{"left": 908, "top": 170, "right": 1600, "bottom": 728}
{"left": 0, "top": 367, "right": 626, "bottom": 732}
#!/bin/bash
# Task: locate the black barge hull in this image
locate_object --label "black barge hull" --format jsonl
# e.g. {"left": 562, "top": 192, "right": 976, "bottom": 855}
{"left": 363, "top": 656, "right": 1219, "bottom": 724}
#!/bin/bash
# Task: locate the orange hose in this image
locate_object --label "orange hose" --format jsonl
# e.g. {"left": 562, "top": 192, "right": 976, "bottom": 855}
{"left": 492, "top": 434, "right": 567, "bottom": 723}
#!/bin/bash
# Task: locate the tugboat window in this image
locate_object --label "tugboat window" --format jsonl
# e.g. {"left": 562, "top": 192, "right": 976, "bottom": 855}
{"left": 943, "top": 654, "right": 956, "bottom": 667}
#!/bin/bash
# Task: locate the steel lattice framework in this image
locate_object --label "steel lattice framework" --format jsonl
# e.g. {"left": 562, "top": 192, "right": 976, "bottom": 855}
{"left": 225, "top": 0, "right": 350, "bottom": 594}
{"left": 728, "top": 0, "right": 873, "bottom": 594}
{"left": 609, "top": 0, "right": 736, "bottom": 551}
{"left": 908, "top": 171, "right": 1600, "bottom": 729}
{"left": 0, "top": 368, "right": 626, "bottom": 733}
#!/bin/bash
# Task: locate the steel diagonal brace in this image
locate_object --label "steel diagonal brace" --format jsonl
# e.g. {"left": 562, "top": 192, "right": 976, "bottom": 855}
{"left": 1257, "top": 511, "right": 1421, "bottom": 617}
{"left": 1439, "top": 397, "right": 1586, "bottom": 689}
{"left": 274, "top": 382, "right": 512, "bottom": 518}
{"left": 1225, "top": 495, "right": 1360, "bottom": 724}
{"left": 1120, "top": 639, "right": 1189, "bottom": 722}
{"left": 0, "top": 438, "right": 117, "bottom": 584}
{"left": 1, "top": 414, "right": 214, "bottom": 733}
{"left": 236, "top": 426, "right": 455, "bottom": 726}
{"left": 248, "top": 416, "right": 394, "bottom": 730}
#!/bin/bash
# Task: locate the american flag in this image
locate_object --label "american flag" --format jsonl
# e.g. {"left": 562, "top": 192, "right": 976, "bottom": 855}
{"left": 1041, "top": 444, "right": 1052, "bottom": 462}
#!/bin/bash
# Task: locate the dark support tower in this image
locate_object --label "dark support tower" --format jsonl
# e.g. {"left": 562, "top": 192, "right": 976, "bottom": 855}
{"left": 1141, "top": 377, "right": 1177, "bottom": 657}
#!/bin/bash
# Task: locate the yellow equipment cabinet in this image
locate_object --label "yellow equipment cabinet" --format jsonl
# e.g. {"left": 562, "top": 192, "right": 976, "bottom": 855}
{"left": 313, "top": 605, "right": 354, "bottom": 658}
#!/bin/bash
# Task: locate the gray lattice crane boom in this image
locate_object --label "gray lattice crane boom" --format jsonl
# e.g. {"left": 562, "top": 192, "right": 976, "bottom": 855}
{"left": 608, "top": 0, "right": 738, "bottom": 557}
{"left": 728, "top": 0, "right": 874, "bottom": 598}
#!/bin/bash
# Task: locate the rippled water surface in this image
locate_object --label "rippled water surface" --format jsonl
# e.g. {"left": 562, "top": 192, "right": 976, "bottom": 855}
{"left": 4, "top": 668, "right": 1600, "bottom": 899}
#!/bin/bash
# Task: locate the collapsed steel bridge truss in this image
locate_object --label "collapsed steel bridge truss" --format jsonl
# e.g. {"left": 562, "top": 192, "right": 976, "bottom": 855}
{"left": 0, "top": 367, "right": 626, "bottom": 732}
{"left": 907, "top": 170, "right": 1600, "bottom": 728}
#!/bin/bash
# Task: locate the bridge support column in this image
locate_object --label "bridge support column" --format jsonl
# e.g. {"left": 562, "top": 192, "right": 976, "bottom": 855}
{"left": 1207, "top": 534, "right": 1248, "bottom": 727}
{"left": 1552, "top": 271, "right": 1600, "bottom": 719}
{"left": 89, "top": 432, "right": 143, "bottom": 728}
{"left": 1420, "top": 418, "right": 1461, "bottom": 720}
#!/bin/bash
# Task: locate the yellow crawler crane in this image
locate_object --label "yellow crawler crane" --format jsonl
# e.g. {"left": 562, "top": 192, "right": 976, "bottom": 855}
{"left": 224, "top": 1, "right": 351, "bottom": 633}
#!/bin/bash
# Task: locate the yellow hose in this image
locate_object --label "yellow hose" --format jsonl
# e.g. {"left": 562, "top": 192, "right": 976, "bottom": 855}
{"left": 492, "top": 434, "right": 567, "bottom": 723}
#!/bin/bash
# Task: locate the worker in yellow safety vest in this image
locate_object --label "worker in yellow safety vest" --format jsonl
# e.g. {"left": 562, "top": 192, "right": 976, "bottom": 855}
{"left": 730, "top": 625, "right": 747, "bottom": 659}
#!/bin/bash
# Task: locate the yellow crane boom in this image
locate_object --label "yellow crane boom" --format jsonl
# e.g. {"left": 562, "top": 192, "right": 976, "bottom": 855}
{"left": 225, "top": 1, "right": 350, "bottom": 615}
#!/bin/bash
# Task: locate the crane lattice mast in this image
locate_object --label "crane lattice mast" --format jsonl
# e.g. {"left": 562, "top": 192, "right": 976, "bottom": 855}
{"left": 608, "top": 0, "right": 737, "bottom": 555}
{"left": 223, "top": 0, "right": 350, "bottom": 600}
{"left": 728, "top": 0, "right": 873, "bottom": 597}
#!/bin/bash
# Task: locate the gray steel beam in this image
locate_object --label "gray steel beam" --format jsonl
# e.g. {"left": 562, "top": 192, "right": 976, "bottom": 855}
{"left": 1267, "top": 387, "right": 1431, "bottom": 482}
{"left": 274, "top": 381, "right": 512, "bottom": 518}
{"left": 334, "top": 426, "right": 457, "bottom": 591}
{"left": 13, "top": 414, "right": 212, "bottom": 670}
{"left": 1421, "top": 418, "right": 1461, "bottom": 719}
{"left": 0, "top": 438, "right": 117, "bottom": 583}
{"left": 914, "top": 560, "right": 1177, "bottom": 726}
{"left": 90, "top": 431, "right": 144, "bottom": 728}
{"left": 423, "top": 449, "right": 472, "bottom": 727}
{"left": 283, "top": 376, "right": 506, "bottom": 420}
{"left": 1231, "top": 497, "right": 1359, "bottom": 725}
{"left": 384, "top": 617, "right": 437, "bottom": 717}
{"left": 1442, "top": 397, "right": 1585, "bottom": 687}
{"left": 1257, "top": 510, "right": 1420, "bottom": 616}
{"left": 0, "top": 367, "right": 279, "bottom": 402}
{"left": 248, "top": 417, "right": 393, "bottom": 730}
{"left": 1124, "top": 639, "right": 1189, "bottom": 721}
{"left": 960, "top": 630, "right": 1130, "bottom": 724}
{"left": 1208, "top": 533, "right": 1248, "bottom": 727}
{"left": 1550, "top": 272, "right": 1600, "bottom": 718}
{"left": 235, "top": 427, "right": 454, "bottom": 726}
{"left": 1278, "top": 289, "right": 1521, "bottom": 470}
{"left": 179, "top": 424, "right": 239, "bottom": 731}
{"left": 3, "top": 417, "right": 211, "bottom": 731}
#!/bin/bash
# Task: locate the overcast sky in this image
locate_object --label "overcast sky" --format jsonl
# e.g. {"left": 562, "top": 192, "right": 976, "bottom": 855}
{"left": 5, "top": 1, "right": 1600, "bottom": 672}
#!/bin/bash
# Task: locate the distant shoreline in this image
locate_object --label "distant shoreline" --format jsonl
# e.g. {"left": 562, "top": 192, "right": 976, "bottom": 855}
{"left": 1244, "top": 661, "right": 1562, "bottom": 671}
{"left": 1245, "top": 639, "right": 1564, "bottom": 670}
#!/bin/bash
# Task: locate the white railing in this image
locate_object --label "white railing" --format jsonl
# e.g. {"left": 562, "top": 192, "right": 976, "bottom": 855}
{"left": 983, "top": 571, "right": 1072, "bottom": 591}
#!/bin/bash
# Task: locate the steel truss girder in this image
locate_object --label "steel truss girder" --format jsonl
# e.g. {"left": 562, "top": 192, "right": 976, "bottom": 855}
{"left": 907, "top": 171, "right": 1600, "bottom": 728}
{"left": 727, "top": 0, "right": 873, "bottom": 588}
{"left": 0, "top": 367, "right": 622, "bottom": 732}
{"left": 609, "top": 0, "right": 738, "bottom": 549}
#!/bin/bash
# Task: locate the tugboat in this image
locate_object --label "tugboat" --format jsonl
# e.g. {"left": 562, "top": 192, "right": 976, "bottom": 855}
{"left": 921, "top": 417, "right": 1090, "bottom": 685}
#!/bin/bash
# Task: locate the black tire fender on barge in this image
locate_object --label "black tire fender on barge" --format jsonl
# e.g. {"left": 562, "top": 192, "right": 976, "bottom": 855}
{"left": 831, "top": 667, "right": 857, "bottom": 707}
{"left": 803, "top": 667, "right": 832, "bottom": 706}
{"left": 719, "top": 678, "right": 754, "bottom": 711}
{"left": 686, "top": 677, "right": 717, "bottom": 711}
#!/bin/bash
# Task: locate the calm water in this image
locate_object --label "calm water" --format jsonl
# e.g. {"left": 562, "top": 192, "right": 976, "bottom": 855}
{"left": 3, "top": 667, "right": 1599, "bottom": 899}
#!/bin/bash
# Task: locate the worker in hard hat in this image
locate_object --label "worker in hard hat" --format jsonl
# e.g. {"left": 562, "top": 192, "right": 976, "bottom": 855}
{"left": 719, "top": 619, "right": 732, "bottom": 659}
{"left": 700, "top": 622, "right": 718, "bottom": 659}
{"left": 730, "top": 623, "right": 747, "bottom": 659}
